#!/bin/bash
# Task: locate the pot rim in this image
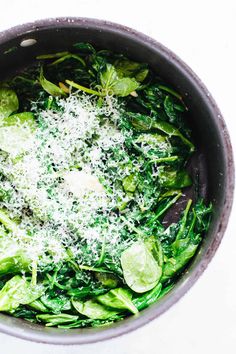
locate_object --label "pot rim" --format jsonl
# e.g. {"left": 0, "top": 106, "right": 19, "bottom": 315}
{"left": 0, "top": 17, "right": 234, "bottom": 345}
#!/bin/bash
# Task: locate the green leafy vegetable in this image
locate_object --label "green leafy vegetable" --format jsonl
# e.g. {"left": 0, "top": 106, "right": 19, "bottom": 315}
{"left": 40, "top": 293, "right": 71, "bottom": 313}
{"left": 122, "top": 174, "right": 138, "bottom": 193}
{"left": 95, "top": 272, "right": 119, "bottom": 288}
{"left": 100, "top": 64, "right": 139, "bottom": 97}
{"left": 0, "top": 246, "right": 31, "bottom": 275}
{"left": 28, "top": 299, "right": 48, "bottom": 312}
{"left": 97, "top": 288, "right": 138, "bottom": 314}
{"left": 114, "top": 58, "right": 148, "bottom": 82}
{"left": 37, "top": 313, "right": 79, "bottom": 326}
{"left": 133, "top": 283, "right": 162, "bottom": 310}
{"left": 121, "top": 241, "right": 162, "bottom": 293}
{"left": 72, "top": 299, "right": 120, "bottom": 320}
{"left": 0, "top": 112, "right": 36, "bottom": 155}
{"left": 39, "top": 69, "right": 66, "bottom": 96}
{"left": 0, "top": 42, "right": 212, "bottom": 329}
{"left": 126, "top": 112, "right": 194, "bottom": 151}
{"left": 0, "top": 276, "right": 43, "bottom": 311}
{"left": 0, "top": 88, "right": 19, "bottom": 119}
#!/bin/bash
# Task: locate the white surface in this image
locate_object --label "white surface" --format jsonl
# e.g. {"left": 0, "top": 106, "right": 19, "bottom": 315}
{"left": 0, "top": 1, "right": 236, "bottom": 353}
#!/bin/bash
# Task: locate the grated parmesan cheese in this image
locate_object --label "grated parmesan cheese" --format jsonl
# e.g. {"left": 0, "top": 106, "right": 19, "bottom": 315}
{"left": 0, "top": 92, "right": 144, "bottom": 268}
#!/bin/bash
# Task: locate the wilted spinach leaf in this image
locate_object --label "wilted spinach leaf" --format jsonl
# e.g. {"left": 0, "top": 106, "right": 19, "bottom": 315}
{"left": 97, "top": 288, "right": 138, "bottom": 314}
{"left": 72, "top": 298, "right": 120, "bottom": 320}
{"left": 0, "top": 88, "right": 19, "bottom": 119}
{"left": 37, "top": 313, "right": 79, "bottom": 326}
{"left": 121, "top": 241, "right": 162, "bottom": 293}
{"left": 0, "top": 276, "right": 43, "bottom": 312}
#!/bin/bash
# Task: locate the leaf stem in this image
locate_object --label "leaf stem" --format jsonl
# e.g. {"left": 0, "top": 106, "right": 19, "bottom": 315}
{"left": 65, "top": 80, "right": 102, "bottom": 96}
{"left": 148, "top": 192, "right": 182, "bottom": 224}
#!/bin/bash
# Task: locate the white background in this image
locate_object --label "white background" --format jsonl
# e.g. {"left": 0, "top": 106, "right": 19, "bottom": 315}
{"left": 0, "top": 1, "right": 236, "bottom": 353}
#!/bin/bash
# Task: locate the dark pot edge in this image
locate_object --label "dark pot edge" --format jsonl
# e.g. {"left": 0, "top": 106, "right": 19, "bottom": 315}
{"left": 0, "top": 17, "right": 234, "bottom": 345}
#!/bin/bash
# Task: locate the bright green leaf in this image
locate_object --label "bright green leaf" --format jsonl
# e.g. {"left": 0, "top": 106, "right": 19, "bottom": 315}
{"left": 97, "top": 288, "right": 138, "bottom": 314}
{"left": 37, "top": 313, "right": 79, "bottom": 326}
{"left": 121, "top": 241, "right": 162, "bottom": 293}
{"left": 72, "top": 299, "right": 119, "bottom": 320}
{"left": 0, "top": 88, "right": 19, "bottom": 120}
{"left": 39, "top": 69, "right": 66, "bottom": 97}
{"left": 0, "top": 276, "right": 44, "bottom": 312}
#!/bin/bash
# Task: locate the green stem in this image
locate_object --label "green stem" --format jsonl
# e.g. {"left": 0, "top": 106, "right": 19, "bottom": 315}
{"left": 0, "top": 209, "right": 19, "bottom": 234}
{"left": 36, "top": 51, "right": 69, "bottom": 59}
{"left": 65, "top": 80, "right": 102, "bottom": 96}
{"left": 158, "top": 85, "right": 182, "bottom": 101}
{"left": 147, "top": 156, "right": 178, "bottom": 165}
{"left": 175, "top": 199, "right": 192, "bottom": 240}
{"left": 120, "top": 216, "right": 144, "bottom": 237}
{"left": 96, "top": 234, "right": 106, "bottom": 266}
{"left": 31, "top": 259, "right": 38, "bottom": 286}
{"left": 79, "top": 265, "right": 112, "bottom": 273}
{"left": 148, "top": 192, "right": 182, "bottom": 225}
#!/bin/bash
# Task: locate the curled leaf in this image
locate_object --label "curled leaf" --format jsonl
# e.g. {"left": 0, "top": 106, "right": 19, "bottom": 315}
{"left": 39, "top": 69, "right": 66, "bottom": 97}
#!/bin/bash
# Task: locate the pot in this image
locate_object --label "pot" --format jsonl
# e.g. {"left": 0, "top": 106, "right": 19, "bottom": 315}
{"left": 0, "top": 17, "right": 234, "bottom": 345}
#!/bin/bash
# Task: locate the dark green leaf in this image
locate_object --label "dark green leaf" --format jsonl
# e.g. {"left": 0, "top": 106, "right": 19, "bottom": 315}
{"left": 114, "top": 58, "right": 148, "bottom": 82}
{"left": 133, "top": 283, "right": 162, "bottom": 310}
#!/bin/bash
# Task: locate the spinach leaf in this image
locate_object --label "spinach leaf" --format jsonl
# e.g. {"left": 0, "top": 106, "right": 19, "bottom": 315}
{"left": 73, "top": 42, "right": 96, "bottom": 54}
{"left": 100, "top": 64, "right": 139, "bottom": 97}
{"left": 122, "top": 174, "right": 138, "bottom": 193}
{"left": 134, "top": 133, "right": 173, "bottom": 158}
{"left": 120, "top": 241, "right": 162, "bottom": 293}
{"left": 0, "top": 276, "right": 44, "bottom": 311}
{"left": 39, "top": 69, "right": 66, "bottom": 97}
{"left": 37, "top": 313, "right": 79, "bottom": 327}
{"left": 97, "top": 288, "right": 138, "bottom": 314}
{"left": 40, "top": 293, "right": 71, "bottom": 313}
{"left": 95, "top": 272, "right": 119, "bottom": 288}
{"left": 158, "top": 168, "right": 192, "bottom": 189}
{"left": 0, "top": 112, "right": 36, "bottom": 155}
{"left": 0, "top": 88, "right": 19, "bottom": 119}
{"left": 0, "top": 208, "right": 20, "bottom": 234}
{"left": 162, "top": 243, "right": 198, "bottom": 282}
{"left": 72, "top": 299, "right": 120, "bottom": 320}
{"left": 112, "top": 78, "right": 139, "bottom": 97}
{"left": 161, "top": 199, "right": 211, "bottom": 282}
{"left": 36, "top": 51, "right": 69, "bottom": 60}
{"left": 0, "top": 246, "right": 31, "bottom": 276}
{"left": 164, "top": 95, "right": 179, "bottom": 123}
{"left": 133, "top": 283, "right": 162, "bottom": 310}
{"left": 114, "top": 59, "right": 148, "bottom": 82}
{"left": 126, "top": 112, "right": 194, "bottom": 151}
{"left": 28, "top": 299, "right": 48, "bottom": 312}
{"left": 67, "top": 286, "right": 107, "bottom": 298}
{"left": 1, "top": 112, "right": 36, "bottom": 129}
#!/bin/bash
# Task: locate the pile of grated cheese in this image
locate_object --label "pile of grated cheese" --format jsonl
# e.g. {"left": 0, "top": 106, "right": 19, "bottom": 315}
{"left": 0, "top": 92, "right": 146, "bottom": 268}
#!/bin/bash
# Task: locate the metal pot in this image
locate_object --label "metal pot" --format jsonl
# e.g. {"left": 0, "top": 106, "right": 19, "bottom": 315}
{"left": 0, "top": 17, "right": 234, "bottom": 345}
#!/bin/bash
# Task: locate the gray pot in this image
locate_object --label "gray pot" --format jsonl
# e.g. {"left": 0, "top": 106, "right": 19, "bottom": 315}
{"left": 0, "top": 17, "right": 234, "bottom": 345}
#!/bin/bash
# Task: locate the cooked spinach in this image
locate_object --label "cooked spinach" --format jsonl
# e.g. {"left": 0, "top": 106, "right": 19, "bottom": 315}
{"left": 0, "top": 42, "right": 212, "bottom": 328}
